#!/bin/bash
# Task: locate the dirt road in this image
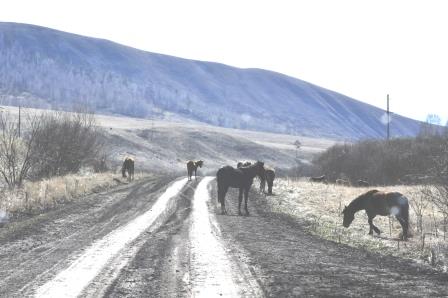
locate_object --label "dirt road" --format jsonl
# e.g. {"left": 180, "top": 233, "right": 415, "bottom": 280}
{"left": 1, "top": 176, "right": 447, "bottom": 297}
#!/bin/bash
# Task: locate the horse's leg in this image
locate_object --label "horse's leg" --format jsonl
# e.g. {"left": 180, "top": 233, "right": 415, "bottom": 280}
{"left": 194, "top": 168, "right": 197, "bottom": 180}
{"left": 238, "top": 188, "right": 243, "bottom": 216}
{"left": 244, "top": 187, "right": 250, "bottom": 215}
{"left": 369, "top": 216, "right": 381, "bottom": 235}
{"left": 219, "top": 186, "right": 228, "bottom": 215}
{"left": 396, "top": 216, "right": 408, "bottom": 240}
{"left": 367, "top": 216, "right": 382, "bottom": 235}
{"left": 268, "top": 180, "right": 273, "bottom": 195}
{"left": 368, "top": 217, "right": 374, "bottom": 235}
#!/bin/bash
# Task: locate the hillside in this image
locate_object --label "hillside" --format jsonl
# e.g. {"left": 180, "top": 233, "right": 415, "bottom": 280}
{"left": 0, "top": 22, "right": 422, "bottom": 139}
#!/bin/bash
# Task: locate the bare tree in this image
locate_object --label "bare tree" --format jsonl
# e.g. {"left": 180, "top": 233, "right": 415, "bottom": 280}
{"left": 411, "top": 186, "right": 431, "bottom": 235}
{"left": 0, "top": 112, "right": 40, "bottom": 188}
{"left": 427, "top": 137, "right": 448, "bottom": 216}
{"left": 30, "top": 111, "right": 104, "bottom": 179}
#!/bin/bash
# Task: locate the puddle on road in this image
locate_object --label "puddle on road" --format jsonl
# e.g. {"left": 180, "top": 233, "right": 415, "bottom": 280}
{"left": 190, "top": 177, "right": 259, "bottom": 297}
{"left": 0, "top": 209, "right": 10, "bottom": 224}
{"left": 34, "top": 178, "right": 188, "bottom": 298}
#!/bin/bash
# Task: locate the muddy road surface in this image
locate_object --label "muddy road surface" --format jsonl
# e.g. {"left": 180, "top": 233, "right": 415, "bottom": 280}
{"left": 1, "top": 176, "right": 447, "bottom": 297}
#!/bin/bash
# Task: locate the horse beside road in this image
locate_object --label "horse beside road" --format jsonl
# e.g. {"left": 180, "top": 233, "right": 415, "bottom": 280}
{"left": 122, "top": 157, "right": 135, "bottom": 181}
{"left": 342, "top": 190, "right": 410, "bottom": 240}
{"left": 216, "top": 161, "right": 265, "bottom": 215}
{"left": 187, "top": 160, "right": 204, "bottom": 181}
{"left": 260, "top": 166, "right": 275, "bottom": 195}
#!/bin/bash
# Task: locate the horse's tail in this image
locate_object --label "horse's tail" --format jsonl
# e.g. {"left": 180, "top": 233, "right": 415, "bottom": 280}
{"left": 403, "top": 198, "right": 409, "bottom": 238}
{"left": 216, "top": 169, "right": 223, "bottom": 203}
{"left": 402, "top": 196, "right": 410, "bottom": 239}
{"left": 121, "top": 163, "right": 127, "bottom": 178}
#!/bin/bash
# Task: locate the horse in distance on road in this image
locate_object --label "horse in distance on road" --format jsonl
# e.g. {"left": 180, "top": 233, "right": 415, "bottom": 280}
{"left": 216, "top": 161, "right": 265, "bottom": 215}
{"left": 187, "top": 160, "right": 204, "bottom": 181}
{"left": 342, "top": 189, "right": 410, "bottom": 240}
{"left": 260, "top": 166, "right": 276, "bottom": 195}
{"left": 122, "top": 157, "right": 135, "bottom": 181}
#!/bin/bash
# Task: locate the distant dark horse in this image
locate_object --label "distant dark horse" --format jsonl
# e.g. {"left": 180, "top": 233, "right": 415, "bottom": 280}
{"left": 309, "top": 175, "right": 327, "bottom": 184}
{"left": 217, "top": 161, "right": 265, "bottom": 215}
{"left": 342, "top": 190, "right": 409, "bottom": 240}
{"left": 187, "top": 160, "right": 204, "bottom": 181}
{"left": 357, "top": 179, "right": 370, "bottom": 187}
{"left": 260, "top": 166, "right": 275, "bottom": 195}
{"left": 122, "top": 157, "right": 135, "bottom": 181}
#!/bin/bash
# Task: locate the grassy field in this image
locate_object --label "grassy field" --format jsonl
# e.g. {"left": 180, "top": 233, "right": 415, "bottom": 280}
{"left": 264, "top": 178, "right": 448, "bottom": 272}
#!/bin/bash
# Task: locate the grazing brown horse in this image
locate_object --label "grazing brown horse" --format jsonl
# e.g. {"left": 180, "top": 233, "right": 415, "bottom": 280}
{"left": 309, "top": 175, "right": 327, "bottom": 183}
{"left": 122, "top": 157, "right": 135, "bottom": 181}
{"left": 342, "top": 190, "right": 409, "bottom": 240}
{"left": 357, "top": 179, "right": 370, "bottom": 187}
{"left": 260, "top": 166, "right": 275, "bottom": 195}
{"left": 187, "top": 160, "right": 203, "bottom": 181}
{"left": 216, "top": 161, "right": 265, "bottom": 215}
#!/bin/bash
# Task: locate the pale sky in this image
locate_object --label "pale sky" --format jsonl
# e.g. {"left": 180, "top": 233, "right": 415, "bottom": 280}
{"left": 1, "top": 0, "right": 447, "bottom": 124}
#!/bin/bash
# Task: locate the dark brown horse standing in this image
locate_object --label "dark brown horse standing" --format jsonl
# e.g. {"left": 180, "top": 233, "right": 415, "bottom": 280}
{"left": 342, "top": 190, "right": 409, "bottom": 240}
{"left": 260, "top": 166, "right": 275, "bottom": 195}
{"left": 216, "top": 161, "right": 265, "bottom": 215}
{"left": 187, "top": 160, "right": 204, "bottom": 181}
{"left": 122, "top": 157, "right": 135, "bottom": 181}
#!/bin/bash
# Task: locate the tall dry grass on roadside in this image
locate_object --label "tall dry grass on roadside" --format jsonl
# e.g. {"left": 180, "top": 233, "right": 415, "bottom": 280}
{"left": 0, "top": 172, "right": 147, "bottom": 215}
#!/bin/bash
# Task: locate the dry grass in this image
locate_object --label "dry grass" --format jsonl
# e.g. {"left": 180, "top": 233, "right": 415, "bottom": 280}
{"left": 0, "top": 172, "right": 148, "bottom": 216}
{"left": 264, "top": 178, "right": 448, "bottom": 272}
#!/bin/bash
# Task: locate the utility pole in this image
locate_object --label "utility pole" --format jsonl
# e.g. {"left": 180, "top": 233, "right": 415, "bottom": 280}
{"left": 18, "top": 99, "right": 21, "bottom": 138}
{"left": 386, "top": 94, "right": 390, "bottom": 140}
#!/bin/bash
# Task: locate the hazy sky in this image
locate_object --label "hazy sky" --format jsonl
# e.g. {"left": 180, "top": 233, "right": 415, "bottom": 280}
{"left": 1, "top": 0, "right": 447, "bottom": 123}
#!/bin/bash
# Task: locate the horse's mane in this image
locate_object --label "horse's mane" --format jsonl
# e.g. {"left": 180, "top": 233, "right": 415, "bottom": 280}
{"left": 238, "top": 161, "right": 264, "bottom": 175}
{"left": 347, "top": 189, "right": 380, "bottom": 210}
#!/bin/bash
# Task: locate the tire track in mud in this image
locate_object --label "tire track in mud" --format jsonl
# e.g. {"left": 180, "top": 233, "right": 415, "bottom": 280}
{"left": 105, "top": 177, "right": 264, "bottom": 297}
{"left": 31, "top": 178, "right": 189, "bottom": 298}
{"left": 189, "top": 177, "right": 263, "bottom": 297}
{"left": 1, "top": 178, "right": 169, "bottom": 297}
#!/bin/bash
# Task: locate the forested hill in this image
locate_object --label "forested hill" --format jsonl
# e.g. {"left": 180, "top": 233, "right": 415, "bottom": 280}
{"left": 0, "top": 22, "right": 421, "bottom": 139}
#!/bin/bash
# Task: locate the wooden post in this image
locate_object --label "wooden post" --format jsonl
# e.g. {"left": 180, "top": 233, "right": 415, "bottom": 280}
{"left": 386, "top": 94, "right": 390, "bottom": 140}
{"left": 18, "top": 101, "right": 21, "bottom": 138}
{"left": 389, "top": 216, "right": 393, "bottom": 237}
